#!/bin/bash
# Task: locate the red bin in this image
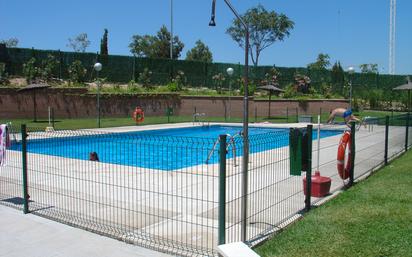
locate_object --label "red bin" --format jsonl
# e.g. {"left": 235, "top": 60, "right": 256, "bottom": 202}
{"left": 303, "top": 171, "right": 331, "bottom": 197}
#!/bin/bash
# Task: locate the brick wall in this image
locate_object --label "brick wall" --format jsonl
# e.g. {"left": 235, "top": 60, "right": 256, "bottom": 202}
{"left": 0, "top": 88, "right": 348, "bottom": 119}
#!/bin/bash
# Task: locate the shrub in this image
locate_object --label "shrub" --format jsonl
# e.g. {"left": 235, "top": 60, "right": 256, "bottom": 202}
{"left": 173, "top": 70, "right": 186, "bottom": 89}
{"left": 320, "top": 82, "right": 332, "bottom": 98}
{"left": 68, "top": 60, "right": 87, "bottom": 85}
{"left": 283, "top": 83, "right": 298, "bottom": 98}
{"left": 127, "top": 79, "right": 143, "bottom": 93}
{"left": 40, "top": 54, "right": 59, "bottom": 81}
{"left": 212, "top": 73, "right": 226, "bottom": 93}
{"left": 0, "top": 62, "right": 9, "bottom": 86}
{"left": 138, "top": 68, "right": 152, "bottom": 88}
{"left": 263, "top": 67, "right": 281, "bottom": 86}
{"left": 23, "top": 58, "right": 40, "bottom": 84}
{"left": 367, "top": 89, "right": 384, "bottom": 109}
{"left": 239, "top": 83, "right": 256, "bottom": 96}
{"left": 167, "top": 81, "right": 181, "bottom": 92}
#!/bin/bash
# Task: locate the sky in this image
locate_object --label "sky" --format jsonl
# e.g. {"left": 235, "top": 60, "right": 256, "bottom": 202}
{"left": 1, "top": 0, "right": 411, "bottom": 75}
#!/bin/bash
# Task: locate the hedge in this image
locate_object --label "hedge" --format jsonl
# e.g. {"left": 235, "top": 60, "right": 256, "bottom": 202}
{"left": 0, "top": 46, "right": 409, "bottom": 93}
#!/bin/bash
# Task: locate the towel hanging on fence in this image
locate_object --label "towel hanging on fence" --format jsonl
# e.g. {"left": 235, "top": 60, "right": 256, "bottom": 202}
{"left": 0, "top": 124, "right": 10, "bottom": 166}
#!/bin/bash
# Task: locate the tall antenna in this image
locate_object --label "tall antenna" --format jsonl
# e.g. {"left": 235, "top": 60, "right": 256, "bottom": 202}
{"left": 389, "top": 0, "right": 396, "bottom": 75}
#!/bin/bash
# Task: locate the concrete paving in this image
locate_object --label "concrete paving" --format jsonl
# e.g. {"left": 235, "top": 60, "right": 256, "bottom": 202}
{"left": 0, "top": 205, "right": 171, "bottom": 257}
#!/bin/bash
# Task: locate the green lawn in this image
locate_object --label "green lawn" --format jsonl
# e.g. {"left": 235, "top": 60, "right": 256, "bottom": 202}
{"left": 1, "top": 110, "right": 405, "bottom": 131}
{"left": 256, "top": 150, "right": 412, "bottom": 257}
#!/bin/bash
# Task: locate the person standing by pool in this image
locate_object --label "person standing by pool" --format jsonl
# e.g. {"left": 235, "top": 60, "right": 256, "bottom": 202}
{"left": 326, "top": 108, "right": 361, "bottom": 125}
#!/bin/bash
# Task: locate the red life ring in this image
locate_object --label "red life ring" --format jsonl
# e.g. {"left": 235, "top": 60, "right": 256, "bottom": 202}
{"left": 133, "top": 107, "right": 145, "bottom": 123}
{"left": 337, "top": 131, "right": 351, "bottom": 180}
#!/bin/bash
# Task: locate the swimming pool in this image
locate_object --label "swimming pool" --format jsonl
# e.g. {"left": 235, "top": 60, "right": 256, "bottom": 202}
{"left": 11, "top": 125, "right": 341, "bottom": 170}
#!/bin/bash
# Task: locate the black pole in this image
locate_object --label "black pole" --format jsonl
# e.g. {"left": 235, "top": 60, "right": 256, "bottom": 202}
{"left": 209, "top": 1, "right": 249, "bottom": 241}
{"left": 384, "top": 116, "right": 389, "bottom": 165}
{"left": 218, "top": 134, "right": 227, "bottom": 245}
{"left": 268, "top": 93, "right": 271, "bottom": 119}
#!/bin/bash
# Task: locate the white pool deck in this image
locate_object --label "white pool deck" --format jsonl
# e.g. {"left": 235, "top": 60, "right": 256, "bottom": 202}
{"left": 0, "top": 122, "right": 409, "bottom": 256}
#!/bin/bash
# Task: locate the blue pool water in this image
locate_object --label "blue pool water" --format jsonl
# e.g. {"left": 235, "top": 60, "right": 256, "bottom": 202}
{"left": 11, "top": 126, "right": 341, "bottom": 170}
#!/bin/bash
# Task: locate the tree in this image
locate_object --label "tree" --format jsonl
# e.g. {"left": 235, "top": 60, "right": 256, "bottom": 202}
{"left": 359, "top": 63, "right": 378, "bottom": 73}
{"left": 0, "top": 38, "right": 19, "bottom": 47}
{"left": 226, "top": 5, "right": 294, "bottom": 66}
{"left": 186, "top": 40, "right": 213, "bottom": 63}
{"left": 67, "top": 33, "right": 90, "bottom": 52}
{"left": 307, "top": 53, "right": 331, "bottom": 70}
{"left": 331, "top": 61, "right": 345, "bottom": 93}
{"left": 100, "top": 29, "right": 109, "bottom": 55}
{"left": 129, "top": 25, "right": 184, "bottom": 59}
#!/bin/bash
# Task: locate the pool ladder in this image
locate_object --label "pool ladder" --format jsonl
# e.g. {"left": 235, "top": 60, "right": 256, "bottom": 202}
{"left": 6, "top": 122, "right": 19, "bottom": 143}
{"left": 205, "top": 133, "right": 239, "bottom": 166}
{"left": 193, "top": 113, "right": 210, "bottom": 127}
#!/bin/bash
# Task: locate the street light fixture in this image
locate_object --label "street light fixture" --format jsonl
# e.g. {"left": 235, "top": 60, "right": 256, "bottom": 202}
{"left": 209, "top": 0, "right": 250, "bottom": 242}
{"left": 347, "top": 66, "right": 355, "bottom": 109}
{"left": 226, "top": 67, "right": 234, "bottom": 120}
{"left": 94, "top": 62, "right": 102, "bottom": 128}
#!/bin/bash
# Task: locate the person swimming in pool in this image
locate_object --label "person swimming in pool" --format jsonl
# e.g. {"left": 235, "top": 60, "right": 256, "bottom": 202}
{"left": 89, "top": 152, "right": 99, "bottom": 161}
{"left": 326, "top": 108, "right": 361, "bottom": 125}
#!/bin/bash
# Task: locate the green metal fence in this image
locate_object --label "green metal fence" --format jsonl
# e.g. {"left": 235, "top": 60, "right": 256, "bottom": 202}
{"left": 0, "top": 114, "right": 410, "bottom": 256}
{"left": 1, "top": 46, "right": 409, "bottom": 91}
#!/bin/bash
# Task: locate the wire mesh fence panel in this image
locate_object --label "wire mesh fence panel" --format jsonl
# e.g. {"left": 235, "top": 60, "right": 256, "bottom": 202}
{"left": 310, "top": 125, "right": 345, "bottom": 195}
{"left": 388, "top": 115, "right": 407, "bottom": 159}
{"left": 409, "top": 118, "right": 412, "bottom": 149}
{"left": 0, "top": 123, "right": 23, "bottom": 210}
{"left": 1, "top": 117, "right": 411, "bottom": 256}
{"left": 247, "top": 129, "right": 303, "bottom": 245}
{"left": 6, "top": 127, "right": 223, "bottom": 256}
{"left": 223, "top": 128, "right": 304, "bottom": 246}
{"left": 353, "top": 117, "right": 387, "bottom": 179}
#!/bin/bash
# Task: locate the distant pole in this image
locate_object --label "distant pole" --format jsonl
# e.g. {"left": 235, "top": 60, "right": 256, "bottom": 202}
{"left": 348, "top": 66, "right": 355, "bottom": 109}
{"left": 170, "top": 0, "right": 173, "bottom": 60}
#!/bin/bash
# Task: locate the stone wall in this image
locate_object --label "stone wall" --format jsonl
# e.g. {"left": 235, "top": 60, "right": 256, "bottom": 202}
{"left": 0, "top": 88, "right": 348, "bottom": 119}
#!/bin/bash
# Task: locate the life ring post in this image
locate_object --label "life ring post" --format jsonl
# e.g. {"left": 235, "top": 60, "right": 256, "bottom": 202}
{"left": 132, "top": 107, "right": 145, "bottom": 125}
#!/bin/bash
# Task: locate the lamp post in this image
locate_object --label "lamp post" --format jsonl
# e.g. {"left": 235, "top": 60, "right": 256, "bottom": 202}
{"left": 94, "top": 62, "right": 102, "bottom": 128}
{"left": 226, "top": 67, "right": 234, "bottom": 120}
{"left": 209, "top": 0, "right": 250, "bottom": 242}
{"left": 347, "top": 66, "right": 355, "bottom": 109}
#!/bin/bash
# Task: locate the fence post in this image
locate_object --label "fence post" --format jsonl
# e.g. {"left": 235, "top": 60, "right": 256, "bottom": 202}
{"left": 296, "top": 107, "right": 299, "bottom": 122}
{"left": 384, "top": 116, "right": 389, "bottom": 165}
{"left": 305, "top": 125, "right": 313, "bottom": 211}
{"left": 254, "top": 106, "right": 257, "bottom": 123}
{"left": 349, "top": 122, "right": 356, "bottom": 187}
{"left": 405, "top": 112, "right": 410, "bottom": 151}
{"left": 218, "top": 134, "right": 227, "bottom": 245}
{"left": 51, "top": 107, "right": 55, "bottom": 128}
{"left": 286, "top": 107, "right": 289, "bottom": 123}
{"left": 21, "top": 124, "right": 29, "bottom": 214}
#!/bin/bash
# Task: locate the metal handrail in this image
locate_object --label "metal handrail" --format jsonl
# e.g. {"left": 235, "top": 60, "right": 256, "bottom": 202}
{"left": 205, "top": 133, "right": 239, "bottom": 166}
